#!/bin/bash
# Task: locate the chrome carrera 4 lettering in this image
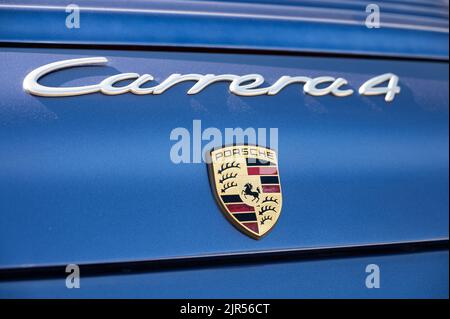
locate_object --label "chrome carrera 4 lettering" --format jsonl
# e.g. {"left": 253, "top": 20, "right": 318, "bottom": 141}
{"left": 23, "top": 57, "right": 400, "bottom": 102}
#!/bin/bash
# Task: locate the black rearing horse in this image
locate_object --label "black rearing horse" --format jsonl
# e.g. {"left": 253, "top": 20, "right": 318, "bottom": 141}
{"left": 242, "top": 183, "right": 261, "bottom": 202}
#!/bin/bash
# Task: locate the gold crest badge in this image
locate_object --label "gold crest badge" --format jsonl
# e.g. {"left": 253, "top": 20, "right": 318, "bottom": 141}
{"left": 208, "top": 145, "right": 282, "bottom": 239}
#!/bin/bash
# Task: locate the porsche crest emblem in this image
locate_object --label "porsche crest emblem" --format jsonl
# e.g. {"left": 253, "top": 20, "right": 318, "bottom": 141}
{"left": 208, "top": 145, "right": 282, "bottom": 239}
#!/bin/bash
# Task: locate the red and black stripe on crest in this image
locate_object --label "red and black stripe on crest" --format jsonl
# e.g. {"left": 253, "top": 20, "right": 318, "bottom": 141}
{"left": 246, "top": 157, "right": 281, "bottom": 193}
{"left": 220, "top": 195, "right": 259, "bottom": 234}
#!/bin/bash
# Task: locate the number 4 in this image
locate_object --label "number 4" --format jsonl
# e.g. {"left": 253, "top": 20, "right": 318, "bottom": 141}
{"left": 359, "top": 73, "right": 400, "bottom": 102}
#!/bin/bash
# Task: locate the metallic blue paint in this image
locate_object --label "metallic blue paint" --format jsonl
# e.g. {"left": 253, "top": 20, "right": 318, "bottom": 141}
{"left": 0, "top": 251, "right": 448, "bottom": 298}
{"left": 0, "top": 48, "right": 448, "bottom": 270}
{"left": 0, "top": 0, "right": 448, "bottom": 298}
{"left": 0, "top": 0, "right": 448, "bottom": 59}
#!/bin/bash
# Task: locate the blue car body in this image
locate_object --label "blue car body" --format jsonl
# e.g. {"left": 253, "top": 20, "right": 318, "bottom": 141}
{"left": 0, "top": 0, "right": 448, "bottom": 298}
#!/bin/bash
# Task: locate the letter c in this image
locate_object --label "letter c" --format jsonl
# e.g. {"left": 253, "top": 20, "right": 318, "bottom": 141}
{"left": 23, "top": 57, "right": 107, "bottom": 97}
